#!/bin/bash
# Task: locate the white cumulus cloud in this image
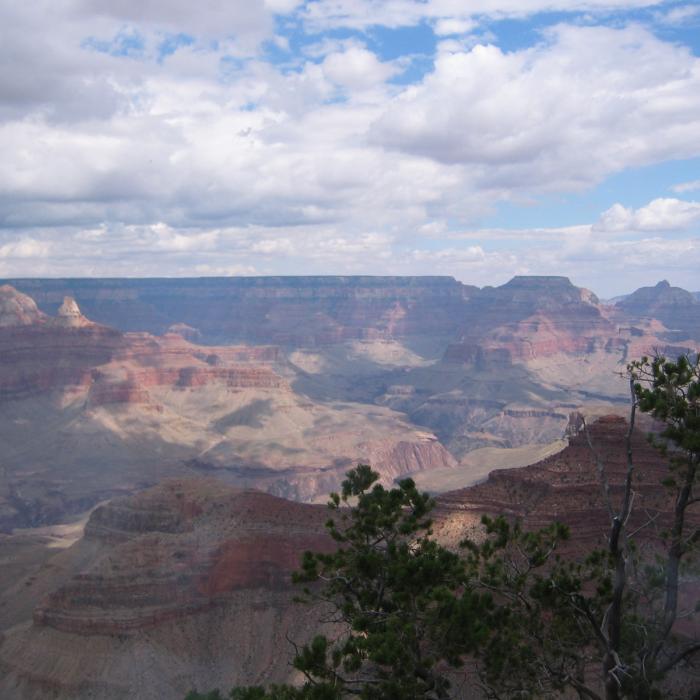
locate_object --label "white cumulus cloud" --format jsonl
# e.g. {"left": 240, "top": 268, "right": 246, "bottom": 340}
{"left": 594, "top": 198, "right": 700, "bottom": 233}
{"left": 322, "top": 47, "right": 398, "bottom": 89}
{"left": 371, "top": 25, "right": 700, "bottom": 192}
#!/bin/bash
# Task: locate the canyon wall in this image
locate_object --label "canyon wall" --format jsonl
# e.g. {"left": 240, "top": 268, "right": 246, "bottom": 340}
{"left": 433, "top": 415, "right": 680, "bottom": 547}
{"left": 0, "top": 416, "right": 692, "bottom": 699}
{"left": 1, "top": 276, "right": 698, "bottom": 532}
{"left": 0, "top": 286, "right": 459, "bottom": 531}
{"left": 0, "top": 479, "right": 334, "bottom": 699}
{"left": 1, "top": 276, "right": 476, "bottom": 345}
{"left": 617, "top": 279, "right": 700, "bottom": 341}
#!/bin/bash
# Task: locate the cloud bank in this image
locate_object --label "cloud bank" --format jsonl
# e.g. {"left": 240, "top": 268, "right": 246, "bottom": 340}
{"left": 0, "top": 0, "right": 699, "bottom": 295}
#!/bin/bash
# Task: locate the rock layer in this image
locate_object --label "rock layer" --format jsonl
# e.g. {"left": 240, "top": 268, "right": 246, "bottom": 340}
{"left": 1, "top": 277, "right": 698, "bottom": 531}
{"left": 0, "top": 479, "right": 333, "bottom": 699}
{"left": 0, "top": 417, "right": 693, "bottom": 699}
{"left": 1, "top": 276, "right": 476, "bottom": 345}
{"left": 32, "top": 480, "right": 333, "bottom": 635}
{"left": 617, "top": 280, "right": 700, "bottom": 341}
{"left": 0, "top": 285, "right": 46, "bottom": 326}
{"left": 0, "top": 289, "right": 284, "bottom": 402}
{"left": 433, "top": 415, "right": 685, "bottom": 549}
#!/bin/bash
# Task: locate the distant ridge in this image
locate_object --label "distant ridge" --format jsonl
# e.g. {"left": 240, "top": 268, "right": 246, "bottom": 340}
{"left": 617, "top": 280, "right": 700, "bottom": 341}
{"left": 0, "top": 276, "right": 476, "bottom": 344}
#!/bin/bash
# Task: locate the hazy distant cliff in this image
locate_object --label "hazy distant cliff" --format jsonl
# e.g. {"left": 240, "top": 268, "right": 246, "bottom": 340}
{"left": 1, "top": 276, "right": 477, "bottom": 345}
{"left": 616, "top": 279, "right": 700, "bottom": 341}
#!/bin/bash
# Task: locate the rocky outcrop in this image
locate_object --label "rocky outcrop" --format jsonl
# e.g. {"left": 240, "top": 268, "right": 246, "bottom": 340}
{"left": 0, "top": 479, "right": 334, "bottom": 699}
{"left": 617, "top": 280, "right": 700, "bottom": 341}
{"left": 32, "top": 481, "right": 333, "bottom": 635}
{"left": 368, "top": 436, "right": 457, "bottom": 480}
{"left": 0, "top": 286, "right": 285, "bottom": 403}
{"left": 0, "top": 285, "right": 46, "bottom": 326}
{"left": 407, "top": 393, "right": 570, "bottom": 457}
{"left": 444, "top": 276, "right": 616, "bottom": 364}
{"left": 85, "top": 364, "right": 284, "bottom": 409}
{"left": 52, "top": 297, "right": 93, "bottom": 328}
{"left": 0, "top": 291, "right": 118, "bottom": 400}
{"left": 167, "top": 322, "right": 202, "bottom": 342}
{"left": 433, "top": 415, "right": 683, "bottom": 548}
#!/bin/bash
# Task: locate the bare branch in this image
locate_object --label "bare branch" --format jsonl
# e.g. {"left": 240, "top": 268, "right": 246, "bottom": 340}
{"left": 626, "top": 510, "right": 660, "bottom": 540}
{"left": 657, "top": 641, "right": 700, "bottom": 674}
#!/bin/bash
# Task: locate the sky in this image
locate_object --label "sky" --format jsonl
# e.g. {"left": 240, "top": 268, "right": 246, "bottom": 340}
{"left": 1, "top": 0, "right": 699, "bottom": 296}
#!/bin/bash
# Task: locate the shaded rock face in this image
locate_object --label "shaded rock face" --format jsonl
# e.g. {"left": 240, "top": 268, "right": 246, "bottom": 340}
{"left": 2, "top": 276, "right": 477, "bottom": 346}
{"left": 0, "top": 319, "right": 122, "bottom": 399}
{"left": 0, "top": 479, "right": 334, "bottom": 699}
{"left": 617, "top": 280, "right": 700, "bottom": 341}
{"left": 444, "top": 276, "right": 614, "bottom": 364}
{"left": 433, "top": 415, "right": 688, "bottom": 549}
{"left": 209, "top": 435, "right": 458, "bottom": 503}
{"left": 0, "top": 418, "right": 692, "bottom": 699}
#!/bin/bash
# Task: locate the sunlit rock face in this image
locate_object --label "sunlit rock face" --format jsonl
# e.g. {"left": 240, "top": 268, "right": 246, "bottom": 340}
{"left": 433, "top": 414, "right": 694, "bottom": 551}
{"left": 0, "top": 285, "right": 46, "bottom": 327}
{"left": 53, "top": 297, "right": 93, "bottom": 328}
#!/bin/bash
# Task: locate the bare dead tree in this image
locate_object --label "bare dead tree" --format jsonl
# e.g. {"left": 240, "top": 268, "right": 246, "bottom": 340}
{"left": 579, "top": 355, "right": 700, "bottom": 700}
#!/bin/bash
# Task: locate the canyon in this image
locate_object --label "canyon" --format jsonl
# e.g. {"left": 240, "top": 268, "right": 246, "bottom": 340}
{"left": 0, "top": 276, "right": 697, "bottom": 532}
{"left": 0, "top": 416, "right": 693, "bottom": 698}
{"left": 0, "top": 275, "right": 698, "bottom": 698}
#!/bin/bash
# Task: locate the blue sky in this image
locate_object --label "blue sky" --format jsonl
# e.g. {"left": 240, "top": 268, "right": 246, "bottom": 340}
{"left": 0, "top": 0, "right": 699, "bottom": 296}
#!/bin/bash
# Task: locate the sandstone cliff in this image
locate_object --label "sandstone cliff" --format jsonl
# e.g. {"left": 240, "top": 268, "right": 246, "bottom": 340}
{"left": 0, "top": 285, "right": 47, "bottom": 326}
{"left": 0, "top": 417, "right": 690, "bottom": 699}
{"left": 432, "top": 415, "right": 683, "bottom": 549}
{"left": 0, "top": 286, "right": 459, "bottom": 531}
{"left": 0, "top": 479, "right": 333, "bottom": 699}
